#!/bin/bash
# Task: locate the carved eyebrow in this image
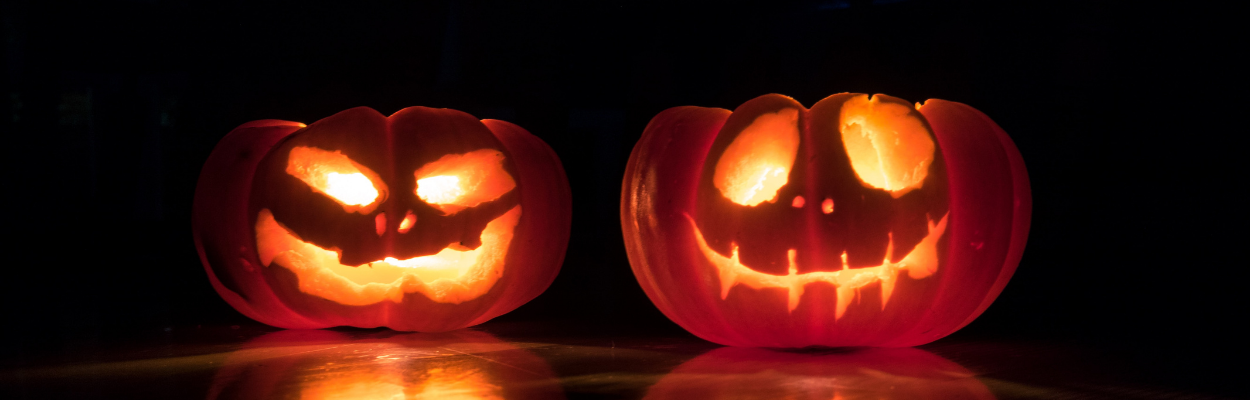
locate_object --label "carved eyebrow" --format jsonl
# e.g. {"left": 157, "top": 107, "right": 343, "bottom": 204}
{"left": 286, "top": 146, "right": 387, "bottom": 213}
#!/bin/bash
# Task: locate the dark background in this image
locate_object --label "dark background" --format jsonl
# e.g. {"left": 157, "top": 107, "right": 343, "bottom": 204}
{"left": 2, "top": 0, "right": 1239, "bottom": 395}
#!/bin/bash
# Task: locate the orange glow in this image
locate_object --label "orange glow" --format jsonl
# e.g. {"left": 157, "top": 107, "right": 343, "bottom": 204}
{"left": 301, "top": 378, "right": 406, "bottom": 400}
{"left": 791, "top": 196, "right": 805, "bottom": 208}
{"left": 688, "top": 212, "right": 948, "bottom": 317}
{"left": 821, "top": 198, "right": 834, "bottom": 214}
{"left": 415, "top": 149, "right": 516, "bottom": 215}
{"left": 286, "top": 146, "right": 386, "bottom": 213}
{"left": 291, "top": 343, "right": 508, "bottom": 400}
{"left": 398, "top": 210, "right": 416, "bottom": 234}
{"left": 404, "top": 366, "right": 505, "bottom": 400}
{"left": 840, "top": 95, "right": 935, "bottom": 198}
{"left": 713, "top": 109, "right": 801, "bottom": 206}
{"left": 299, "top": 362, "right": 504, "bottom": 400}
{"left": 418, "top": 175, "right": 464, "bottom": 204}
{"left": 254, "top": 206, "right": 521, "bottom": 305}
{"left": 374, "top": 213, "right": 386, "bottom": 236}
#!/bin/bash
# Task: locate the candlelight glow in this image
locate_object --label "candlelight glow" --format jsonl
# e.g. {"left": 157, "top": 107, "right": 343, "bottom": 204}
{"left": 325, "top": 172, "right": 378, "bottom": 206}
{"left": 286, "top": 146, "right": 386, "bottom": 212}
{"left": 299, "top": 363, "right": 504, "bottom": 400}
{"left": 255, "top": 206, "right": 521, "bottom": 305}
{"left": 840, "top": 95, "right": 935, "bottom": 198}
{"left": 417, "top": 175, "right": 464, "bottom": 204}
{"left": 415, "top": 149, "right": 516, "bottom": 215}
{"left": 688, "top": 212, "right": 948, "bottom": 317}
{"left": 713, "top": 108, "right": 801, "bottom": 206}
{"left": 398, "top": 210, "right": 416, "bottom": 233}
{"left": 292, "top": 342, "right": 509, "bottom": 400}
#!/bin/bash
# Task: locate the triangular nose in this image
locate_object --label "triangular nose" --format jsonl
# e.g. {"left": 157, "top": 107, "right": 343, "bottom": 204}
{"left": 398, "top": 210, "right": 416, "bottom": 234}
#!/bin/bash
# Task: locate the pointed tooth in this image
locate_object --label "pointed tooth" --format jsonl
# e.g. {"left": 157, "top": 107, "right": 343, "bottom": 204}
{"left": 788, "top": 285, "right": 803, "bottom": 313}
{"left": 719, "top": 247, "right": 739, "bottom": 299}
{"left": 880, "top": 273, "right": 896, "bottom": 309}
{"left": 835, "top": 285, "right": 855, "bottom": 320}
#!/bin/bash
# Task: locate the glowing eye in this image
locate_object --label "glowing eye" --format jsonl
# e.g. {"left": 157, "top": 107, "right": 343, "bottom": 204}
{"left": 286, "top": 146, "right": 386, "bottom": 213}
{"left": 713, "top": 108, "right": 801, "bottom": 206}
{"left": 414, "top": 149, "right": 516, "bottom": 215}
{"left": 416, "top": 175, "right": 464, "bottom": 204}
{"left": 325, "top": 172, "right": 378, "bottom": 205}
{"left": 839, "top": 94, "right": 935, "bottom": 198}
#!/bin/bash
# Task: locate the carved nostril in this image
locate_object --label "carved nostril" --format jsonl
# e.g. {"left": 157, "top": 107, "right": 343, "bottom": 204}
{"left": 374, "top": 212, "right": 386, "bottom": 236}
{"left": 791, "top": 195, "right": 805, "bottom": 208}
{"left": 822, "top": 198, "right": 834, "bottom": 214}
{"left": 398, "top": 210, "right": 416, "bottom": 234}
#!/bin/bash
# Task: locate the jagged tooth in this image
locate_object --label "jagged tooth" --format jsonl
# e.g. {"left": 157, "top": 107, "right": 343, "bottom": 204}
{"left": 719, "top": 246, "right": 739, "bottom": 299}
{"left": 835, "top": 285, "right": 855, "bottom": 320}
{"left": 885, "top": 232, "right": 895, "bottom": 261}
{"left": 786, "top": 249, "right": 801, "bottom": 313}
{"left": 719, "top": 271, "right": 735, "bottom": 299}
{"left": 879, "top": 231, "right": 899, "bottom": 309}
{"left": 788, "top": 285, "right": 803, "bottom": 313}
{"left": 880, "top": 272, "right": 897, "bottom": 309}
{"left": 787, "top": 249, "right": 798, "bottom": 275}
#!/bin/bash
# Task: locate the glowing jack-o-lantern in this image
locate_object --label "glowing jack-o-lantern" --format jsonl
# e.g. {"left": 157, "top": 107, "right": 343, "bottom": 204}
{"left": 622, "top": 93, "right": 1030, "bottom": 347}
{"left": 194, "top": 106, "right": 571, "bottom": 332}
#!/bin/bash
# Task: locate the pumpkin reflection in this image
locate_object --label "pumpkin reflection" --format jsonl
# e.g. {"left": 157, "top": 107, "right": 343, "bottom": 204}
{"left": 207, "top": 330, "right": 562, "bottom": 400}
{"left": 644, "top": 347, "right": 994, "bottom": 399}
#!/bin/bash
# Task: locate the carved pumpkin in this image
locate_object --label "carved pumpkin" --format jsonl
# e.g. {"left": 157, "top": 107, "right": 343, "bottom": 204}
{"left": 622, "top": 93, "right": 1030, "bottom": 347}
{"left": 644, "top": 347, "right": 993, "bottom": 399}
{"left": 207, "top": 330, "right": 564, "bottom": 400}
{"left": 194, "top": 106, "right": 571, "bottom": 332}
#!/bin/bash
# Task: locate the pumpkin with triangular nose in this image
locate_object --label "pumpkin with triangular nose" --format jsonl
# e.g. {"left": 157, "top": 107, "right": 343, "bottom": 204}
{"left": 622, "top": 93, "right": 1030, "bottom": 347}
{"left": 194, "top": 106, "right": 571, "bottom": 332}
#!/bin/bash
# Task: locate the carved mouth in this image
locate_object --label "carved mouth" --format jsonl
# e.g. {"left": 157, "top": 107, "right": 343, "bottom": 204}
{"left": 687, "top": 212, "right": 948, "bottom": 318}
{"left": 254, "top": 206, "right": 521, "bottom": 306}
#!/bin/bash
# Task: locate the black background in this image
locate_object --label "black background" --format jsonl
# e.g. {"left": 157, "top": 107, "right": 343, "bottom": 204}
{"left": 2, "top": 0, "right": 1240, "bottom": 395}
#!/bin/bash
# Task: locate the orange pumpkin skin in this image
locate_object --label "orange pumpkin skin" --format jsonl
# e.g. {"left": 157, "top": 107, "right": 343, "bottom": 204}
{"left": 193, "top": 107, "right": 571, "bottom": 332}
{"left": 621, "top": 93, "right": 1030, "bottom": 347}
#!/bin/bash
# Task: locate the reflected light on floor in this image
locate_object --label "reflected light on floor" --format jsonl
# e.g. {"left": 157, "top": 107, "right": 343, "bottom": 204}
{"left": 206, "top": 330, "right": 562, "bottom": 400}
{"left": 298, "top": 359, "right": 502, "bottom": 400}
{"left": 643, "top": 347, "right": 994, "bottom": 400}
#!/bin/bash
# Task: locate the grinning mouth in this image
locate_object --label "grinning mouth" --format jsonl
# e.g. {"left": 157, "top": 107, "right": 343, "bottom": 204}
{"left": 254, "top": 206, "right": 521, "bottom": 306}
{"left": 687, "top": 212, "right": 948, "bottom": 318}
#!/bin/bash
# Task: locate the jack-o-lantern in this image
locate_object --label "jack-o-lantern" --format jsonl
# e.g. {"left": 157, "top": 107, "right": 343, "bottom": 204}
{"left": 193, "top": 106, "right": 571, "bottom": 332}
{"left": 622, "top": 93, "right": 1030, "bottom": 347}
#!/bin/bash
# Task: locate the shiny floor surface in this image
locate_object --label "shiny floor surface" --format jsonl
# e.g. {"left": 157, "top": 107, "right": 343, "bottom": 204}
{"left": 0, "top": 322, "right": 1233, "bottom": 399}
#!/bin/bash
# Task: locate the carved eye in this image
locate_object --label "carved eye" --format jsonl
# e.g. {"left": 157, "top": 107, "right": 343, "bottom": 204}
{"left": 414, "top": 149, "right": 516, "bottom": 215}
{"left": 286, "top": 146, "right": 387, "bottom": 213}
{"left": 839, "top": 95, "right": 935, "bottom": 197}
{"left": 713, "top": 108, "right": 801, "bottom": 206}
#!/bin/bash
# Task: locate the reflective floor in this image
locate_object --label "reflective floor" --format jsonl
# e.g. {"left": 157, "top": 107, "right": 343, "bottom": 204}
{"left": 0, "top": 322, "right": 1233, "bottom": 399}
